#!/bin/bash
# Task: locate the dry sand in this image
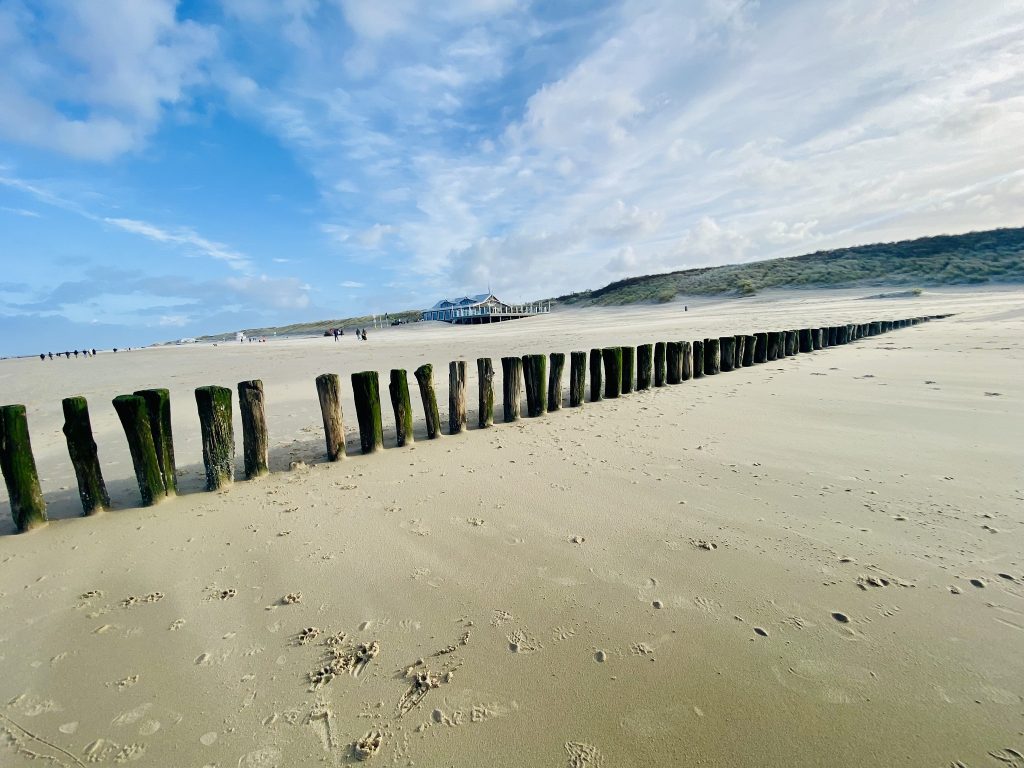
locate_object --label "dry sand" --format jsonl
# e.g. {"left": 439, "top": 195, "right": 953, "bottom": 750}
{"left": 1, "top": 287, "right": 1022, "bottom": 767}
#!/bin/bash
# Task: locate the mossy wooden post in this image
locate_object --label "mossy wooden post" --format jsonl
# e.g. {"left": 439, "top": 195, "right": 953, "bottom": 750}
{"left": 134, "top": 388, "right": 176, "bottom": 495}
{"left": 61, "top": 396, "right": 110, "bottom": 515}
{"left": 389, "top": 370, "right": 415, "bottom": 447}
{"left": 704, "top": 338, "right": 720, "bottom": 375}
{"left": 743, "top": 335, "right": 756, "bottom": 366}
{"left": 734, "top": 335, "right": 745, "bottom": 369}
{"left": 316, "top": 373, "right": 347, "bottom": 459}
{"left": 602, "top": 347, "right": 622, "bottom": 398}
{"left": 237, "top": 380, "right": 269, "bottom": 479}
{"left": 195, "top": 386, "right": 234, "bottom": 491}
{"left": 477, "top": 358, "right": 494, "bottom": 428}
{"left": 522, "top": 354, "right": 547, "bottom": 416}
{"left": 548, "top": 353, "right": 565, "bottom": 411}
{"left": 352, "top": 371, "right": 385, "bottom": 453}
{"left": 447, "top": 361, "right": 467, "bottom": 435}
{"left": 414, "top": 364, "right": 442, "bottom": 439}
{"left": 588, "top": 349, "right": 603, "bottom": 402}
{"left": 501, "top": 357, "right": 522, "bottom": 422}
{"left": 569, "top": 351, "right": 586, "bottom": 407}
{"left": 1, "top": 404, "right": 48, "bottom": 531}
{"left": 636, "top": 344, "right": 653, "bottom": 390}
{"left": 620, "top": 346, "right": 635, "bottom": 394}
{"left": 666, "top": 342, "right": 682, "bottom": 384}
{"left": 754, "top": 333, "right": 767, "bottom": 363}
{"left": 719, "top": 336, "right": 735, "bottom": 372}
{"left": 681, "top": 341, "right": 693, "bottom": 381}
{"left": 654, "top": 342, "right": 666, "bottom": 387}
{"left": 692, "top": 339, "right": 704, "bottom": 378}
{"left": 113, "top": 394, "right": 165, "bottom": 506}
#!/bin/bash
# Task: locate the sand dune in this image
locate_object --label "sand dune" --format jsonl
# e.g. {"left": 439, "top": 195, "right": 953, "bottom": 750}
{"left": 1, "top": 287, "right": 1022, "bottom": 767}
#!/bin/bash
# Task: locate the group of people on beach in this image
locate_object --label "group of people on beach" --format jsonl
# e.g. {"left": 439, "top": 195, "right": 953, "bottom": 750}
{"left": 335, "top": 327, "right": 368, "bottom": 341}
{"left": 40, "top": 349, "right": 98, "bottom": 360}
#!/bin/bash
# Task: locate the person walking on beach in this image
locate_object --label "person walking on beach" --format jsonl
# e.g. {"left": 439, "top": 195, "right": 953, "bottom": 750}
{"left": 361, "top": 329, "right": 368, "bottom": 341}
{"left": 333, "top": 328, "right": 339, "bottom": 341}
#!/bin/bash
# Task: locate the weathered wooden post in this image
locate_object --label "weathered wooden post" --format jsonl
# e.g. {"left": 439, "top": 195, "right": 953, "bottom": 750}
{"left": 719, "top": 336, "right": 735, "bottom": 372}
{"left": 602, "top": 347, "right": 622, "bottom": 398}
{"left": 1, "top": 404, "right": 48, "bottom": 531}
{"left": 734, "top": 335, "right": 745, "bottom": 369}
{"left": 352, "top": 371, "right": 385, "bottom": 452}
{"left": 477, "top": 358, "right": 494, "bottom": 428}
{"left": 237, "top": 380, "right": 269, "bottom": 479}
{"left": 743, "top": 335, "right": 756, "bottom": 366}
{"left": 617, "top": 346, "right": 633, "bottom": 394}
{"left": 589, "top": 349, "right": 603, "bottom": 402}
{"left": 754, "top": 333, "right": 767, "bottom": 363}
{"left": 448, "top": 361, "right": 467, "bottom": 435}
{"left": 799, "top": 329, "right": 812, "bottom": 353}
{"left": 414, "top": 364, "right": 442, "bottom": 439}
{"left": 113, "top": 394, "right": 166, "bottom": 506}
{"left": 636, "top": 344, "right": 653, "bottom": 390}
{"left": 828, "top": 326, "right": 838, "bottom": 346}
{"left": 704, "top": 338, "right": 721, "bottom": 375}
{"left": 502, "top": 357, "right": 523, "bottom": 421}
{"left": 316, "top": 373, "right": 347, "bottom": 459}
{"left": 692, "top": 339, "right": 704, "bottom": 378}
{"left": 681, "top": 341, "right": 693, "bottom": 381}
{"left": 389, "top": 370, "right": 415, "bottom": 446}
{"left": 569, "top": 351, "right": 586, "bottom": 407}
{"left": 548, "top": 353, "right": 565, "bottom": 411}
{"left": 654, "top": 342, "right": 666, "bottom": 387}
{"left": 522, "top": 354, "right": 548, "bottom": 416}
{"left": 195, "top": 385, "right": 234, "bottom": 491}
{"left": 812, "top": 329, "right": 823, "bottom": 350}
{"left": 786, "top": 330, "right": 799, "bottom": 356}
{"left": 819, "top": 327, "right": 829, "bottom": 347}
{"left": 666, "top": 342, "right": 682, "bottom": 384}
{"left": 61, "top": 396, "right": 110, "bottom": 515}
{"left": 766, "top": 332, "right": 780, "bottom": 360}
{"left": 134, "top": 388, "right": 176, "bottom": 495}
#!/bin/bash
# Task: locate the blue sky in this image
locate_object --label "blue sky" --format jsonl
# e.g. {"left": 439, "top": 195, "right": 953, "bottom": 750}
{"left": 1, "top": 0, "right": 1022, "bottom": 355}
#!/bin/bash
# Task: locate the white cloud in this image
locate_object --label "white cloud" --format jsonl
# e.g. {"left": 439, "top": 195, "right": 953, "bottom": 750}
{"left": 104, "top": 217, "right": 252, "bottom": 271}
{"left": 340, "top": 280, "right": 364, "bottom": 288}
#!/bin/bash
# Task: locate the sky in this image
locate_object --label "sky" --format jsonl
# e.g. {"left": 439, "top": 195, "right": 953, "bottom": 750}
{"left": 1, "top": 0, "right": 1023, "bottom": 355}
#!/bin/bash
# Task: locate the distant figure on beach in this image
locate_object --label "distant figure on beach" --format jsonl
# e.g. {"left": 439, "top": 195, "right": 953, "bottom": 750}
{"left": 113, "top": 348, "right": 118, "bottom": 353}
{"left": 361, "top": 329, "right": 368, "bottom": 341}
{"left": 333, "top": 328, "right": 339, "bottom": 341}
{"left": 39, "top": 353, "right": 45, "bottom": 361}
{"left": 48, "top": 352, "right": 53, "bottom": 360}
{"left": 91, "top": 349, "right": 96, "bottom": 356}
{"left": 684, "top": 305, "right": 688, "bottom": 312}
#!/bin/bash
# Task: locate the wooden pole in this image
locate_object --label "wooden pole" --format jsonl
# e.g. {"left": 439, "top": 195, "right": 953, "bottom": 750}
{"left": 501, "top": 357, "right": 523, "bottom": 422}
{"left": 704, "top": 337, "right": 721, "bottom": 375}
{"left": 602, "top": 347, "right": 622, "bottom": 398}
{"left": 692, "top": 339, "right": 704, "bottom": 378}
{"left": 620, "top": 346, "right": 635, "bottom": 394}
{"left": 195, "top": 386, "right": 234, "bottom": 491}
{"left": 237, "top": 380, "right": 269, "bottom": 479}
{"left": 588, "top": 349, "right": 603, "bottom": 402}
{"left": 522, "top": 354, "right": 548, "bottom": 416}
{"left": 447, "top": 361, "right": 467, "bottom": 435}
{"left": 636, "top": 344, "right": 653, "bottom": 390}
{"left": 61, "top": 396, "right": 110, "bottom": 515}
{"left": 0, "top": 404, "right": 48, "bottom": 531}
{"left": 719, "top": 336, "right": 735, "bottom": 372}
{"left": 112, "top": 394, "right": 165, "bottom": 505}
{"left": 681, "top": 341, "right": 693, "bottom": 381}
{"left": 352, "top": 371, "right": 385, "bottom": 452}
{"left": 666, "top": 342, "right": 682, "bottom": 384}
{"left": 389, "top": 370, "right": 415, "bottom": 446}
{"left": 798, "top": 329, "right": 811, "bottom": 353}
{"left": 811, "top": 329, "right": 823, "bottom": 350}
{"left": 733, "top": 335, "right": 745, "bottom": 369}
{"left": 414, "top": 364, "right": 442, "bottom": 439}
{"left": 653, "top": 342, "right": 666, "bottom": 387}
{"left": 767, "top": 332, "right": 781, "bottom": 360}
{"left": 743, "top": 335, "right": 756, "bottom": 366}
{"left": 134, "top": 388, "right": 176, "bottom": 495}
{"left": 754, "top": 333, "right": 767, "bottom": 363}
{"left": 569, "top": 351, "right": 586, "bottom": 407}
{"left": 477, "top": 358, "right": 494, "bottom": 428}
{"left": 316, "top": 373, "right": 347, "bottom": 459}
{"left": 548, "top": 352, "right": 565, "bottom": 411}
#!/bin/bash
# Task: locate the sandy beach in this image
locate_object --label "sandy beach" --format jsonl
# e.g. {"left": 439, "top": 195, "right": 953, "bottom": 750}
{"left": 1, "top": 287, "right": 1022, "bottom": 767}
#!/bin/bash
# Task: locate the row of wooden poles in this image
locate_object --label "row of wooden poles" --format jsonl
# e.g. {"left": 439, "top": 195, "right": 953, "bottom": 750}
{"left": 0, "top": 316, "right": 948, "bottom": 533}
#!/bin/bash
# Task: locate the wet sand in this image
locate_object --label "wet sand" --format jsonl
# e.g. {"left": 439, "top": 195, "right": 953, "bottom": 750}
{"left": 1, "top": 287, "right": 1022, "bottom": 767}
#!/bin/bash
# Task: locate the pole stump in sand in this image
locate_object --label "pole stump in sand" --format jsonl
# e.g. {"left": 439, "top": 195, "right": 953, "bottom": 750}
{"left": 812, "top": 329, "right": 823, "bottom": 350}
{"left": 134, "top": 388, "right": 176, "bottom": 495}
{"left": 589, "top": 349, "right": 603, "bottom": 402}
{"left": 414, "top": 364, "right": 442, "bottom": 439}
{"left": 477, "top": 358, "right": 494, "bottom": 428}
{"left": 237, "top": 380, "right": 269, "bottom": 479}
{"left": 666, "top": 342, "right": 682, "bottom": 384}
{"left": 719, "top": 336, "right": 735, "bottom": 373}
{"left": 62, "top": 396, "right": 110, "bottom": 515}
{"left": 548, "top": 353, "right": 565, "bottom": 411}
{"left": 734, "top": 335, "right": 745, "bottom": 369}
{"left": 692, "top": 340, "right": 704, "bottom": 378}
{"left": 522, "top": 354, "right": 548, "bottom": 416}
{"left": 195, "top": 385, "right": 234, "bottom": 491}
{"left": 654, "top": 342, "right": 666, "bottom": 387}
{"left": 316, "top": 373, "right": 347, "bottom": 459}
{"left": 1, "top": 404, "right": 48, "bottom": 531}
{"left": 448, "top": 361, "right": 467, "bottom": 435}
{"left": 766, "top": 332, "right": 781, "bottom": 361}
{"left": 799, "top": 329, "right": 812, "bottom": 353}
{"left": 620, "top": 346, "right": 635, "bottom": 394}
{"left": 743, "top": 335, "right": 756, "bottom": 366}
{"left": 681, "top": 341, "right": 693, "bottom": 381}
{"left": 352, "top": 371, "right": 385, "bottom": 452}
{"left": 602, "top": 347, "right": 622, "bottom": 398}
{"left": 501, "top": 357, "right": 523, "bottom": 422}
{"left": 754, "top": 333, "right": 768, "bottom": 363}
{"left": 704, "top": 338, "right": 721, "bottom": 375}
{"left": 569, "top": 351, "right": 586, "bottom": 407}
{"left": 389, "top": 370, "right": 415, "bottom": 447}
{"left": 636, "top": 344, "right": 653, "bottom": 390}
{"left": 113, "top": 394, "right": 166, "bottom": 506}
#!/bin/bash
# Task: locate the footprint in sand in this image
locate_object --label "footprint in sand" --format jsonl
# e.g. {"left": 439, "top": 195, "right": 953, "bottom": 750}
{"left": 565, "top": 741, "right": 605, "bottom": 767}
